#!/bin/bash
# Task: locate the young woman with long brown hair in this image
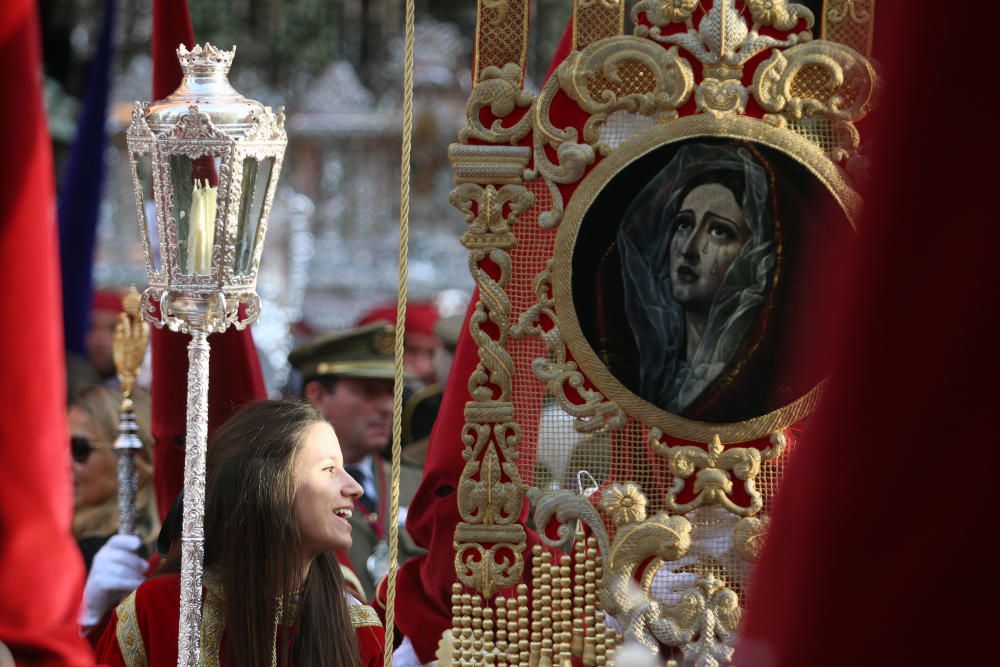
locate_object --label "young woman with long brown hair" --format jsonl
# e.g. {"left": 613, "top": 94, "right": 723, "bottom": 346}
{"left": 95, "top": 399, "right": 384, "bottom": 666}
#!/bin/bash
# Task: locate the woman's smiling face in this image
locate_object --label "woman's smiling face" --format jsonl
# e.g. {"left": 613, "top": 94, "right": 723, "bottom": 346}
{"left": 669, "top": 183, "right": 751, "bottom": 314}
{"left": 291, "top": 421, "right": 364, "bottom": 559}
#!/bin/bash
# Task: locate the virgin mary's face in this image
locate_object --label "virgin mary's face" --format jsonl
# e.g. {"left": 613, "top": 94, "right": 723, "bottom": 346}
{"left": 669, "top": 183, "right": 751, "bottom": 314}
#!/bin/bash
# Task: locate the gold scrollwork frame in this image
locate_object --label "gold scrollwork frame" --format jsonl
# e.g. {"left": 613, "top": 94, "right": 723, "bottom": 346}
{"left": 552, "top": 114, "right": 859, "bottom": 443}
{"left": 512, "top": 259, "right": 626, "bottom": 434}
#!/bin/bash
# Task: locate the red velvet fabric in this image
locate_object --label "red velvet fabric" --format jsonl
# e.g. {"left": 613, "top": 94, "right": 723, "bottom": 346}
{"left": 0, "top": 2, "right": 95, "bottom": 664}
{"left": 94, "top": 574, "right": 384, "bottom": 666}
{"left": 735, "top": 7, "right": 998, "bottom": 666}
{"left": 149, "top": 0, "right": 268, "bottom": 519}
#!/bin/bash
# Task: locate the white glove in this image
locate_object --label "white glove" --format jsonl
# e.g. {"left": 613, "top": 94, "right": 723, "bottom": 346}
{"left": 79, "top": 534, "right": 148, "bottom": 627}
{"left": 392, "top": 636, "right": 422, "bottom": 667}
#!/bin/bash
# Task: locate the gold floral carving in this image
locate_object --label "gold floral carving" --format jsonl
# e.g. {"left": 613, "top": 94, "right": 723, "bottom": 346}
{"left": 526, "top": 477, "right": 766, "bottom": 666}
{"left": 528, "top": 487, "right": 611, "bottom": 555}
{"left": 747, "top": 0, "right": 815, "bottom": 30}
{"left": 450, "top": 183, "right": 533, "bottom": 250}
{"left": 557, "top": 37, "right": 694, "bottom": 151}
{"left": 599, "top": 485, "right": 739, "bottom": 663}
{"left": 457, "top": 422, "right": 523, "bottom": 524}
{"left": 460, "top": 64, "right": 535, "bottom": 145}
{"left": 530, "top": 36, "right": 693, "bottom": 228}
{"left": 671, "top": 576, "right": 741, "bottom": 666}
{"left": 632, "top": 0, "right": 697, "bottom": 25}
{"left": 453, "top": 539, "right": 527, "bottom": 598}
{"left": 528, "top": 482, "right": 745, "bottom": 662}
{"left": 732, "top": 515, "right": 770, "bottom": 563}
{"left": 696, "top": 76, "right": 748, "bottom": 115}
{"left": 650, "top": 430, "right": 787, "bottom": 517}
{"left": 600, "top": 481, "right": 647, "bottom": 526}
{"left": 449, "top": 148, "right": 534, "bottom": 598}
{"left": 512, "top": 260, "right": 625, "bottom": 433}
{"left": 753, "top": 40, "right": 877, "bottom": 123}
{"left": 634, "top": 0, "right": 813, "bottom": 68}
{"left": 449, "top": 144, "right": 531, "bottom": 185}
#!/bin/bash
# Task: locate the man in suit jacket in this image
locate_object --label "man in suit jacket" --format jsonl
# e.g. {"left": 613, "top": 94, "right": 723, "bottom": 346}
{"left": 289, "top": 322, "right": 426, "bottom": 599}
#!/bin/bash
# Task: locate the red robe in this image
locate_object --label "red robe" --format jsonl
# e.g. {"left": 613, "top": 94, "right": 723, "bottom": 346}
{"left": 94, "top": 574, "right": 384, "bottom": 667}
{"left": 736, "top": 5, "right": 1000, "bottom": 666}
{"left": 0, "top": 1, "right": 94, "bottom": 664}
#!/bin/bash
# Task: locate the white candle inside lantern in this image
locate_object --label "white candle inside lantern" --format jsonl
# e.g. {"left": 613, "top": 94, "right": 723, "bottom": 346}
{"left": 186, "top": 179, "right": 217, "bottom": 274}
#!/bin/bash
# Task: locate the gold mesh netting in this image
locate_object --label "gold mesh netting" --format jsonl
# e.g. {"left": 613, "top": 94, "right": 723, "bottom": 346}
{"left": 597, "top": 109, "right": 672, "bottom": 151}
{"left": 475, "top": 0, "right": 528, "bottom": 82}
{"left": 822, "top": 0, "right": 875, "bottom": 56}
{"left": 499, "top": 114, "right": 797, "bottom": 635}
{"left": 574, "top": 3, "right": 624, "bottom": 51}
{"left": 585, "top": 60, "right": 658, "bottom": 101}
{"left": 789, "top": 64, "right": 862, "bottom": 111}
{"left": 787, "top": 115, "right": 854, "bottom": 159}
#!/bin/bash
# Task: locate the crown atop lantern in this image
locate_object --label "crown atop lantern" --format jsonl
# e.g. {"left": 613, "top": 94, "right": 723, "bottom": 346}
{"left": 176, "top": 42, "right": 236, "bottom": 73}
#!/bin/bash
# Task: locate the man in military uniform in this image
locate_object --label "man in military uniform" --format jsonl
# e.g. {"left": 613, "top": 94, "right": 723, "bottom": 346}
{"left": 289, "top": 321, "right": 425, "bottom": 599}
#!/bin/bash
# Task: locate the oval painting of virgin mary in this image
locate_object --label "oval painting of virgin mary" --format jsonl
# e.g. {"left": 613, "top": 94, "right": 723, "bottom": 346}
{"left": 555, "top": 126, "right": 857, "bottom": 438}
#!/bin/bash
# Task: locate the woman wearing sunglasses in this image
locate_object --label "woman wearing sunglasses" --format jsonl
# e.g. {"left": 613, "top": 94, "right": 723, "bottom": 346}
{"left": 69, "top": 384, "right": 159, "bottom": 634}
{"left": 69, "top": 384, "right": 159, "bottom": 567}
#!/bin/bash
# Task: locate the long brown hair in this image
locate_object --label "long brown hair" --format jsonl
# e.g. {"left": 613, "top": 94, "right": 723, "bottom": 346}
{"left": 164, "top": 399, "right": 360, "bottom": 667}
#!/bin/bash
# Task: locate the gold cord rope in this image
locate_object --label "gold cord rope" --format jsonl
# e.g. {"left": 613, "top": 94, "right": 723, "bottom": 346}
{"left": 384, "top": 0, "right": 415, "bottom": 662}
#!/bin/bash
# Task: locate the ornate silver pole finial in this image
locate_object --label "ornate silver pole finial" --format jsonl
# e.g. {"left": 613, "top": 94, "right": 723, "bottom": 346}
{"left": 113, "top": 286, "right": 149, "bottom": 536}
{"left": 126, "top": 42, "right": 286, "bottom": 667}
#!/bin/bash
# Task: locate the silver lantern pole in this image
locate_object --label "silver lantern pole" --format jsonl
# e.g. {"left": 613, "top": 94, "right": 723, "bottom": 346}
{"left": 112, "top": 286, "right": 149, "bottom": 536}
{"left": 125, "top": 43, "right": 287, "bottom": 667}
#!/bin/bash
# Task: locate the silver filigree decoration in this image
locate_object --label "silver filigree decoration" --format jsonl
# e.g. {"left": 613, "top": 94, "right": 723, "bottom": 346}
{"left": 178, "top": 330, "right": 210, "bottom": 667}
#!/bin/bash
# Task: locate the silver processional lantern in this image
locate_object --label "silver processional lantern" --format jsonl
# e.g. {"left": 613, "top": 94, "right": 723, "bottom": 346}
{"left": 125, "top": 43, "right": 287, "bottom": 667}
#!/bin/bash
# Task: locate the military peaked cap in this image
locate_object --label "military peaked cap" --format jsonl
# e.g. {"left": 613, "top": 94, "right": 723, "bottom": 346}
{"left": 288, "top": 321, "right": 398, "bottom": 382}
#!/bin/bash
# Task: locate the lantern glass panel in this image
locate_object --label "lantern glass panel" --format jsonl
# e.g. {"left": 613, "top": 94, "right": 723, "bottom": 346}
{"left": 132, "top": 152, "right": 160, "bottom": 272}
{"left": 169, "top": 153, "right": 224, "bottom": 275}
{"left": 232, "top": 156, "right": 274, "bottom": 276}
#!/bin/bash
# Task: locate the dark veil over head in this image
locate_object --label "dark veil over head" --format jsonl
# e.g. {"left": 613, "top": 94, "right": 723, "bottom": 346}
{"left": 617, "top": 143, "right": 776, "bottom": 414}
